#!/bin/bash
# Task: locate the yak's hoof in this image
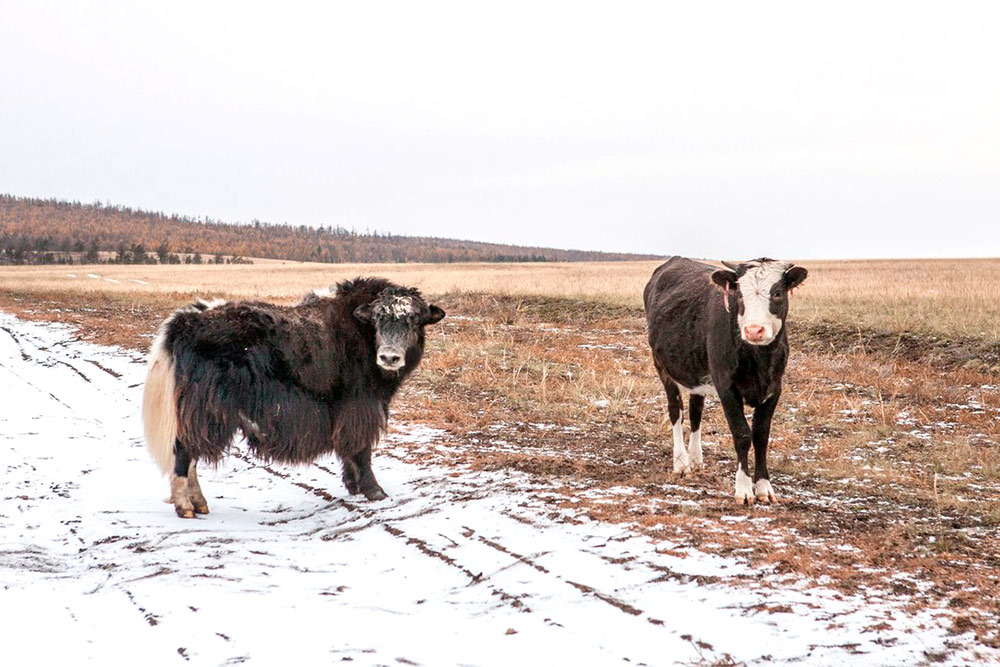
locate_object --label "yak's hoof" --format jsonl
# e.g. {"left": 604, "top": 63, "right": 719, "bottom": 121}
{"left": 175, "top": 506, "right": 196, "bottom": 519}
{"left": 363, "top": 486, "right": 388, "bottom": 501}
{"left": 193, "top": 504, "right": 210, "bottom": 515}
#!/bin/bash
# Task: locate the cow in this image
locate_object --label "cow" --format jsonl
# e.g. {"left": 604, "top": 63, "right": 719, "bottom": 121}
{"left": 141, "top": 277, "right": 445, "bottom": 518}
{"left": 643, "top": 256, "right": 807, "bottom": 504}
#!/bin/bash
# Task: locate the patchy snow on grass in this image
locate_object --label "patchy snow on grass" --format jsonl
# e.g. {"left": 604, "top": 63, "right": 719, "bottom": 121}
{"left": 0, "top": 312, "right": 993, "bottom": 665}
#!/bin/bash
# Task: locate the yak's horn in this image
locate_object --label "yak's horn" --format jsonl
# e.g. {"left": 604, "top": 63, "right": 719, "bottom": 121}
{"left": 721, "top": 260, "right": 741, "bottom": 272}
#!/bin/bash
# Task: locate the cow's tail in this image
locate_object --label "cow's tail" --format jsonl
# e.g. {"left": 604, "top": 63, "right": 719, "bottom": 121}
{"left": 142, "top": 328, "right": 178, "bottom": 476}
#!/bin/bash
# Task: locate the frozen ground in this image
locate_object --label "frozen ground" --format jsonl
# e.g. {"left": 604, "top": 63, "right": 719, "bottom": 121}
{"left": 0, "top": 313, "right": 987, "bottom": 666}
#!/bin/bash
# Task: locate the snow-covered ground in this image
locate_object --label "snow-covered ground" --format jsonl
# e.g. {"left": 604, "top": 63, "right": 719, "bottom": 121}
{"left": 0, "top": 313, "right": 985, "bottom": 665}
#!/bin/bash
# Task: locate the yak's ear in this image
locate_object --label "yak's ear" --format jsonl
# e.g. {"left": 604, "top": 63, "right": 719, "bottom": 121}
{"left": 784, "top": 266, "right": 808, "bottom": 290}
{"left": 353, "top": 303, "right": 374, "bottom": 323}
{"left": 711, "top": 269, "right": 738, "bottom": 290}
{"left": 424, "top": 305, "right": 446, "bottom": 325}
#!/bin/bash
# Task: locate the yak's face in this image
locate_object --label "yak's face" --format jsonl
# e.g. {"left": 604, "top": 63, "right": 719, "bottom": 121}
{"left": 353, "top": 289, "right": 446, "bottom": 372}
{"left": 711, "top": 258, "right": 808, "bottom": 346}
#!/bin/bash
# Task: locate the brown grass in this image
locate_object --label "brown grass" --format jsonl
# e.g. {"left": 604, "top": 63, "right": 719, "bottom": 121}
{"left": 2, "top": 256, "right": 998, "bottom": 341}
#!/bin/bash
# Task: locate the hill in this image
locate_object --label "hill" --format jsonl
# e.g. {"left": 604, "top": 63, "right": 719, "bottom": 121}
{"left": 0, "top": 195, "right": 662, "bottom": 265}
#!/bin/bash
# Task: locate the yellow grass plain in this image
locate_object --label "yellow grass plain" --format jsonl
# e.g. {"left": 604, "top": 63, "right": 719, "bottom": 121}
{"left": 1, "top": 257, "right": 997, "bottom": 342}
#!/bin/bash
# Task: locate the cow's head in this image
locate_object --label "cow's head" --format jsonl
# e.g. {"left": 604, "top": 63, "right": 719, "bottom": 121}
{"left": 353, "top": 288, "right": 446, "bottom": 371}
{"left": 711, "top": 258, "right": 807, "bottom": 346}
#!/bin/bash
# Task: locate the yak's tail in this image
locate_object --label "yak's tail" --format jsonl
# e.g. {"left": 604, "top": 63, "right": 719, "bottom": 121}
{"left": 142, "top": 328, "right": 178, "bottom": 476}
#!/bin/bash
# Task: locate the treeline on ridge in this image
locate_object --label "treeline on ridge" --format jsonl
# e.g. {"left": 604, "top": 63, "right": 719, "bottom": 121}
{"left": 0, "top": 195, "right": 661, "bottom": 265}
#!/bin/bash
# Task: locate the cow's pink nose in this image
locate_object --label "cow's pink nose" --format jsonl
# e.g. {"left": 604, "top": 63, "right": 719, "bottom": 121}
{"left": 743, "top": 325, "right": 766, "bottom": 341}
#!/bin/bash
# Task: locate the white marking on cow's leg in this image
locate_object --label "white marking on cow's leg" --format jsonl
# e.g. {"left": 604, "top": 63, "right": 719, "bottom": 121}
{"left": 672, "top": 414, "right": 689, "bottom": 475}
{"left": 734, "top": 467, "right": 754, "bottom": 505}
{"left": 170, "top": 474, "right": 196, "bottom": 519}
{"left": 187, "top": 461, "right": 210, "bottom": 514}
{"left": 688, "top": 428, "right": 703, "bottom": 469}
{"left": 754, "top": 478, "right": 777, "bottom": 503}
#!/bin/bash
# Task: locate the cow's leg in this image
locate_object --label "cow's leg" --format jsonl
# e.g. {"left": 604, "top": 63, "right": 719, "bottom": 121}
{"left": 170, "top": 439, "right": 196, "bottom": 519}
{"left": 664, "top": 382, "right": 688, "bottom": 474}
{"left": 187, "top": 459, "right": 210, "bottom": 515}
{"left": 717, "top": 387, "right": 754, "bottom": 505}
{"left": 751, "top": 391, "right": 781, "bottom": 503}
{"left": 353, "top": 445, "right": 388, "bottom": 501}
{"left": 688, "top": 394, "right": 705, "bottom": 469}
{"left": 653, "top": 361, "right": 688, "bottom": 473}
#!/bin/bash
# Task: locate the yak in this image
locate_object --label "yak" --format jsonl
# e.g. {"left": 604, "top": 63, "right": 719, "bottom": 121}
{"left": 142, "top": 277, "right": 445, "bottom": 518}
{"left": 644, "top": 257, "right": 807, "bottom": 504}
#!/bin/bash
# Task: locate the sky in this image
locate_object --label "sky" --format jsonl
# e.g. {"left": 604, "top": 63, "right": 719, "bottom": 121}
{"left": 1, "top": 1, "right": 998, "bottom": 259}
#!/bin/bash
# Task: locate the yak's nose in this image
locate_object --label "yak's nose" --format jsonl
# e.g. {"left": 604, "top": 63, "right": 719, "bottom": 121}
{"left": 378, "top": 352, "right": 402, "bottom": 368}
{"left": 743, "top": 325, "right": 767, "bottom": 342}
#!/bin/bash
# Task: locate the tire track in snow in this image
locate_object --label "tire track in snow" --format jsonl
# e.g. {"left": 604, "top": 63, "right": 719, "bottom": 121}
{"left": 242, "top": 455, "right": 538, "bottom": 615}
{"left": 251, "top": 449, "right": 671, "bottom": 627}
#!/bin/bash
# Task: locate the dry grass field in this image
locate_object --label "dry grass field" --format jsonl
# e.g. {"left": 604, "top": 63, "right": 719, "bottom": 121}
{"left": 2, "top": 257, "right": 999, "bottom": 654}
{"left": 2, "top": 257, "right": 997, "bottom": 343}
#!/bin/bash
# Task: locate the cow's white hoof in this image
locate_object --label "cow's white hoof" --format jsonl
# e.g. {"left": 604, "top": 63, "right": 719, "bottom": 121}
{"left": 734, "top": 468, "right": 754, "bottom": 505}
{"left": 754, "top": 479, "right": 777, "bottom": 503}
{"left": 673, "top": 449, "right": 690, "bottom": 475}
{"left": 688, "top": 430, "right": 703, "bottom": 469}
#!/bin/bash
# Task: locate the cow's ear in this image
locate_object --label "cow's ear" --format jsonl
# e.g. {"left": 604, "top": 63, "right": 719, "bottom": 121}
{"left": 711, "top": 269, "right": 738, "bottom": 289}
{"left": 353, "top": 303, "right": 374, "bottom": 323}
{"left": 784, "top": 266, "right": 808, "bottom": 290}
{"left": 423, "top": 305, "right": 446, "bottom": 325}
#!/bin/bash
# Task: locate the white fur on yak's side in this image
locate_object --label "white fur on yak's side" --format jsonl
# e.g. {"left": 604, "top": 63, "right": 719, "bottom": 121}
{"left": 142, "top": 328, "right": 178, "bottom": 476}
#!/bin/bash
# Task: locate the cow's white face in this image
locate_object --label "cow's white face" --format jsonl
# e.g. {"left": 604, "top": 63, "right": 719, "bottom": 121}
{"left": 712, "top": 259, "right": 808, "bottom": 346}
{"left": 736, "top": 262, "right": 788, "bottom": 346}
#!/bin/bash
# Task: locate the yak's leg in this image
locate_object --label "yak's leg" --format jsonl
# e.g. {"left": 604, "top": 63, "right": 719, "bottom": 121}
{"left": 170, "top": 439, "right": 196, "bottom": 519}
{"left": 353, "top": 445, "right": 387, "bottom": 501}
{"left": 688, "top": 394, "right": 705, "bottom": 469}
{"left": 751, "top": 391, "right": 781, "bottom": 503}
{"left": 340, "top": 457, "right": 361, "bottom": 496}
{"left": 333, "top": 399, "right": 389, "bottom": 501}
{"left": 717, "top": 386, "right": 754, "bottom": 505}
{"left": 187, "top": 459, "right": 210, "bottom": 515}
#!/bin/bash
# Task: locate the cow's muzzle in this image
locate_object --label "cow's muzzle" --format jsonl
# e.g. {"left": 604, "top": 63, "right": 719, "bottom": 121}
{"left": 741, "top": 325, "right": 773, "bottom": 345}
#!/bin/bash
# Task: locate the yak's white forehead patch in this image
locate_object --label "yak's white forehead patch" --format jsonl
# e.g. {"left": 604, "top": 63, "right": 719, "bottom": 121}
{"left": 311, "top": 286, "right": 336, "bottom": 299}
{"left": 376, "top": 295, "right": 416, "bottom": 318}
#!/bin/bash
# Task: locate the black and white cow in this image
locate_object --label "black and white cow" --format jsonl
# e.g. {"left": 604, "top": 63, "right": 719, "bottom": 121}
{"left": 643, "top": 256, "right": 807, "bottom": 504}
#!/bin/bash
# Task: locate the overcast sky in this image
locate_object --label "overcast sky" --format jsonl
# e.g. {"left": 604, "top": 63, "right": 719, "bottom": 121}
{"left": 2, "top": 1, "right": 998, "bottom": 258}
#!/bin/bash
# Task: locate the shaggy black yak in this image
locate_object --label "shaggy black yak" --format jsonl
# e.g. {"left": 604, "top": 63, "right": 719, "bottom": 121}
{"left": 142, "top": 277, "right": 445, "bottom": 518}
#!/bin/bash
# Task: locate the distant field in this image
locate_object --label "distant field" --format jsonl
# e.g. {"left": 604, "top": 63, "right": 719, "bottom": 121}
{"left": 0, "top": 257, "right": 997, "bottom": 342}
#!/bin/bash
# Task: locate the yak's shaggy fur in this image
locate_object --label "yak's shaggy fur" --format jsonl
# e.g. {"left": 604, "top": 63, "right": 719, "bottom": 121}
{"left": 142, "top": 277, "right": 444, "bottom": 517}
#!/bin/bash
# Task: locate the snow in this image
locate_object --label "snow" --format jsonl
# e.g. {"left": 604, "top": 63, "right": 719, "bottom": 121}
{"left": 0, "top": 312, "right": 992, "bottom": 665}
